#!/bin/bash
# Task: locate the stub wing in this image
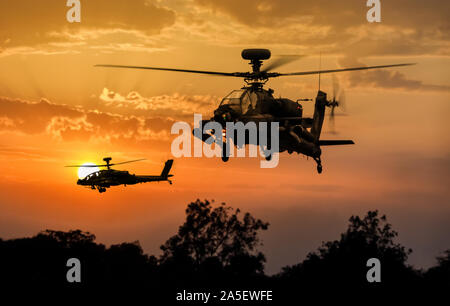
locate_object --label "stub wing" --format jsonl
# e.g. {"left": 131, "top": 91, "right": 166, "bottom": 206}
{"left": 136, "top": 175, "right": 173, "bottom": 183}
{"left": 319, "top": 140, "right": 355, "bottom": 146}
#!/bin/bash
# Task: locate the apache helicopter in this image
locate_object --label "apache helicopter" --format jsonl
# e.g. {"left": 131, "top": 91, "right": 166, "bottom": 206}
{"left": 96, "top": 49, "right": 414, "bottom": 173}
{"left": 65, "top": 157, "right": 174, "bottom": 193}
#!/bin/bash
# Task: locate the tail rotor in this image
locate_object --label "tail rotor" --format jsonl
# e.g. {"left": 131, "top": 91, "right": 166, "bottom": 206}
{"left": 328, "top": 75, "right": 347, "bottom": 133}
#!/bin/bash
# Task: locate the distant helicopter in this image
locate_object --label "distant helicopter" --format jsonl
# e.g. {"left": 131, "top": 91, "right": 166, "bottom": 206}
{"left": 96, "top": 49, "right": 414, "bottom": 173}
{"left": 65, "top": 158, "right": 174, "bottom": 193}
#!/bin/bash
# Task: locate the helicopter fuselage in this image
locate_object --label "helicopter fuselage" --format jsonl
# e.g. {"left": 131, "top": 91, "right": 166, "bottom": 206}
{"left": 193, "top": 86, "right": 354, "bottom": 173}
{"left": 77, "top": 169, "right": 172, "bottom": 187}
{"left": 201, "top": 87, "right": 321, "bottom": 157}
{"left": 74, "top": 159, "right": 174, "bottom": 193}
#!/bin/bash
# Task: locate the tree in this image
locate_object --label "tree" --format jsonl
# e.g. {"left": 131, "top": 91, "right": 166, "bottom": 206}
{"left": 37, "top": 229, "right": 97, "bottom": 247}
{"left": 159, "top": 199, "right": 269, "bottom": 277}
{"left": 425, "top": 249, "right": 450, "bottom": 288}
{"left": 276, "top": 210, "right": 420, "bottom": 289}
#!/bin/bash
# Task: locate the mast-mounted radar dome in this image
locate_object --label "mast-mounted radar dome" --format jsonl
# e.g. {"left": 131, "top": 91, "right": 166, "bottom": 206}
{"left": 241, "top": 49, "right": 271, "bottom": 61}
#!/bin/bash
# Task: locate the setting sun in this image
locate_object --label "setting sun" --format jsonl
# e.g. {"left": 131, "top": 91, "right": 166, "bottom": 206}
{"left": 77, "top": 163, "right": 100, "bottom": 179}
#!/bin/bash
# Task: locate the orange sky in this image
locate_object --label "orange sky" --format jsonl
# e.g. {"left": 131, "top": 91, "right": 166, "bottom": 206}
{"left": 0, "top": 0, "right": 449, "bottom": 274}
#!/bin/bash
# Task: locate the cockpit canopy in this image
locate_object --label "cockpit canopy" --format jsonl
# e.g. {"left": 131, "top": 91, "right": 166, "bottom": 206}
{"left": 84, "top": 171, "right": 101, "bottom": 180}
{"left": 219, "top": 89, "right": 259, "bottom": 115}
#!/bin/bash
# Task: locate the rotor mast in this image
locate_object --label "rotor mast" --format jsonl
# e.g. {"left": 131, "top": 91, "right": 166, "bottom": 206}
{"left": 103, "top": 157, "right": 112, "bottom": 170}
{"left": 241, "top": 49, "right": 272, "bottom": 89}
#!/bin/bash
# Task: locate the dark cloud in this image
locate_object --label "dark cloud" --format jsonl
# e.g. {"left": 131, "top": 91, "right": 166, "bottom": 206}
{"left": 0, "top": 0, "right": 175, "bottom": 49}
{"left": 195, "top": 0, "right": 449, "bottom": 29}
{"left": 145, "top": 117, "right": 176, "bottom": 133}
{"left": 194, "top": 0, "right": 450, "bottom": 56}
{"left": 0, "top": 96, "right": 176, "bottom": 142}
{"left": 338, "top": 58, "right": 450, "bottom": 92}
{"left": 0, "top": 97, "right": 80, "bottom": 134}
{"left": 346, "top": 69, "right": 450, "bottom": 92}
{"left": 98, "top": 88, "right": 218, "bottom": 119}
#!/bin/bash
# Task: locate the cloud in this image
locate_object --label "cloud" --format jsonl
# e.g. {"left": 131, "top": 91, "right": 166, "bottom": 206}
{"left": 99, "top": 88, "right": 218, "bottom": 119}
{"left": 195, "top": 0, "right": 449, "bottom": 30}
{"left": 0, "top": 0, "right": 175, "bottom": 54}
{"left": 346, "top": 69, "right": 450, "bottom": 92}
{"left": 189, "top": 0, "right": 450, "bottom": 57}
{"left": 0, "top": 96, "right": 176, "bottom": 143}
{"left": 338, "top": 58, "right": 450, "bottom": 92}
{"left": 2, "top": 0, "right": 448, "bottom": 59}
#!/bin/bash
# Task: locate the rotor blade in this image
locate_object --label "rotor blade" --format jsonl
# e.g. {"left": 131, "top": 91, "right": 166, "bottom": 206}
{"left": 274, "top": 63, "right": 416, "bottom": 77}
{"left": 262, "top": 55, "right": 303, "bottom": 72}
{"left": 95, "top": 64, "right": 240, "bottom": 77}
{"left": 110, "top": 158, "right": 146, "bottom": 166}
{"left": 329, "top": 104, "right": 336, "bottom": 130}
{"left": 340, "top": 90, "right": 347, "bottom": 112}
{"left": 65, "top": 164, "right": 106, "bottom": 168}
{"left": 332, "top": 74, "right": 339, "bottom": 98}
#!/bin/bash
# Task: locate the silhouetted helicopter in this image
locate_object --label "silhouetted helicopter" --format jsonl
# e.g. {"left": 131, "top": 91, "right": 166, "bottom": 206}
{"left": 96, "top": 49, "right": 414, "bottom": 173}
{"left": 65, "top": 157, "right": 174, "bottom": 193}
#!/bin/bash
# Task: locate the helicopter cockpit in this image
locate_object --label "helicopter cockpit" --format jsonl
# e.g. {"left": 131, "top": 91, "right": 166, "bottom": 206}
{"left": 219, "top": 89, "right": 259, "bottom": 115}
{"left": 84, "top": 171, "right": 100, "bottom": 180}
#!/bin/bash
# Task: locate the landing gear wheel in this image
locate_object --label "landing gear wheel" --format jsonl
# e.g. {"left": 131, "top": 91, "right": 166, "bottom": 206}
{"left": 314, "top": 157, "right": 323, "bottom": 174}
{"left": 222, "top": 142, "right": 229, "bottom": 162}
{"left": 265, "top": 154, "right": 272, "bottom": 161}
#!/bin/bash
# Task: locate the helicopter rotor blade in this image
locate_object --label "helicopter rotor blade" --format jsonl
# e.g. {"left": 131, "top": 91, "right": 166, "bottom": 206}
{"left": 329, "top": 108, "right": 336, "bottom": 134}
{"left": 328, "top": 75, "right": 347, "bottom": 134}
{"left": 340, "top": 89, "right": 347, "bottom": 112}
{"left": 262, "top": 55, "right": 303, "bottom": 72}
{"left": 95, "top": 64, "right": 242, "bottom": 77}
{"left": 65, "top": 158, "right": 146, "bottom": 168}
{"left": 273, "top": 63, "right": 415, "bottom": 77}
{"left": 65, "top": 164, "right": 107, "bottom": 168}
{"left": 109, "top": 158, "right": 146, "bottom": 166}
{"left": 332, "top": 74, "right": 339, "bottom": 99}
{"left": 329, "top": 74, "right": 347, "bottom": 134}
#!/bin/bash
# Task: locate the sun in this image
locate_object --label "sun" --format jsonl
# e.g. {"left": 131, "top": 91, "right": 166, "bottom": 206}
{"left": 77, "top": 163, "right": 100, "bottom": 179}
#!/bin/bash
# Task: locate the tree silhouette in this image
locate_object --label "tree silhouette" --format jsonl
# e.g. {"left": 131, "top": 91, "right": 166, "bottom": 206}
{"left": 276, "top": 210, "right": 421, "bottom": 291}
{"left": 159, "top": 199, "right": 269, "bottom": 284}
{"left": 425, "top": 249, "right": 450, "bottom": 289}
{"left": 0, "top": 203, "right": 448, "bottom": 298}
{"left": 37, "top": 229, "right": 96, "bottom": 246}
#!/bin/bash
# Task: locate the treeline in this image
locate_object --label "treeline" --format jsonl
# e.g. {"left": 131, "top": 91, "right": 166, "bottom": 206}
{"left": 0, "top": 200, "right": 448, "bottom": 300}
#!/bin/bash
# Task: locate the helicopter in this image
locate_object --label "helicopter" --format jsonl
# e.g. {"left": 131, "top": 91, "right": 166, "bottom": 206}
{"left": 65, "top": 157, "right": 174, "bottom": 193}
{"left": 96, "top": 49, "right": 414, "bottom": 173}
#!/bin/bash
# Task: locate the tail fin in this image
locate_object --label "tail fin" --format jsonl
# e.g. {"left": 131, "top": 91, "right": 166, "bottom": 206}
{"left": 310, "top": 90, "right": 327, "bottom": 141}
{"left": 161, "top": 159, "right": 173, "bottom": 178}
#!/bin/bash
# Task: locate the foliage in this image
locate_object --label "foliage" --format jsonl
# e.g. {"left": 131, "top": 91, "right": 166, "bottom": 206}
{"left": 0, "top": 203, "right": 447, "bottom": 295}
{"left": 160, "top": 199, "right": 269, "bottom": 267}
{"left": 276, "top": 210, "right": 420, "bottom": 288}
